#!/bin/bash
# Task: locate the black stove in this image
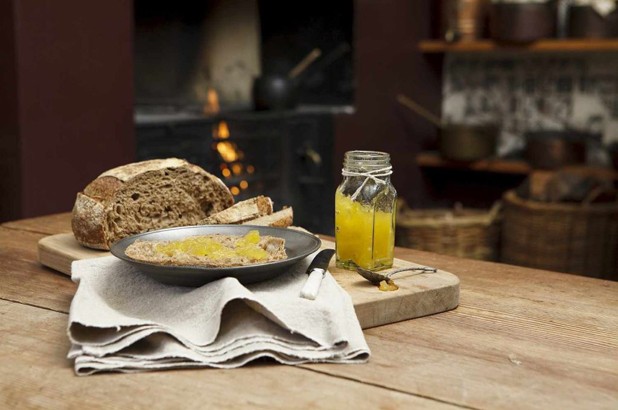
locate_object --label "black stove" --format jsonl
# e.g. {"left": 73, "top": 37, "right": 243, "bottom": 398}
{"left": 135, "top": 105, "right": 347, "bottom": 234}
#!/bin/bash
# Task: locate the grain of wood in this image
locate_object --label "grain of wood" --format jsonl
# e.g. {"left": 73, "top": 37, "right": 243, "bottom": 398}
{"left": 1, "top": 212, "right": 72, "bottom": 235}
{"left": 37, "top": 233, "right": 111, "bottom": 275}
{"left": 3, "top": 213, "right": 618, "bottom": 409}
{"left": 416, "top": 152, "right": 531, "bottom": 175}
{"left": 419, "top": 39, "right": 618, "bottom": 53}
{"left": 0, "top": 299, "right": 460, "bottom": 410}
{"left": 0, "top": 228, "right": 75, "bottom": 312}
{"left": 302, "top": 302, "right": 618, "bottom": 410}
{"left": 303, "top": 250, "right": 618, "bottom": 410}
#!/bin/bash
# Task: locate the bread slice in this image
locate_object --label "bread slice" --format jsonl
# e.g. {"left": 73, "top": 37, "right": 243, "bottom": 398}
{"left": 72, "top": 158, "right": 234, "bottom": 250}
{"left": 242, "top": 207, "right": 293, "bottom": 228}
{"left": 125, "top": 234, "right": 287, "bottom": 267}
{"left": 199, "top": 196, "right": 273, "bottom": 225}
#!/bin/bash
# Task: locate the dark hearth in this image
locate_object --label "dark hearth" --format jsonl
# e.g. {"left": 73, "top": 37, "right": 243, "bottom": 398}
{"left": 136, "top": 108, "right": 339, "bottom": 234}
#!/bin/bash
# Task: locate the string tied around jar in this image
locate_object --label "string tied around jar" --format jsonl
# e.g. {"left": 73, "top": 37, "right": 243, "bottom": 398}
{"left": 341, "top": 166, "right": 393, "bottom": 201}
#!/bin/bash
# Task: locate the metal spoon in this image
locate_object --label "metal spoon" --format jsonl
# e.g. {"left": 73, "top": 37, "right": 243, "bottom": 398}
{"left": 356, "top": 266, "right": 437, "bottom": 285}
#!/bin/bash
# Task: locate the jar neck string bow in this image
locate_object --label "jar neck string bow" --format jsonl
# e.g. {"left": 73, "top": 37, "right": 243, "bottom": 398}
{"left": 341, "top": 166, "right": 393, "bottom": 200}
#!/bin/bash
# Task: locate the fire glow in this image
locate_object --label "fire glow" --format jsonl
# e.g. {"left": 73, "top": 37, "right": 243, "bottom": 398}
{"left": 213, "top": 121, "right": 239, "bottom": 163}
{"left": 202, "top": 87, "right": 220, "bottom": 115}
{"left": 231, "top": 163, "right": 243, "bottom": 175}
{"left": 216, "top": 142, "right": 239, "bottom": 163}
{"left": 216, "top": 121, "right": 230, "bottom": 139}
{"left": 207, "top": 98, "right": 255, "bottom": 195}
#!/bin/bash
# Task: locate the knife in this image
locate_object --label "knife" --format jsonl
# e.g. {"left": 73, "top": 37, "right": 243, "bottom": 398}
{"left": 300, "top": 249, "right": 336, "bottom": 300}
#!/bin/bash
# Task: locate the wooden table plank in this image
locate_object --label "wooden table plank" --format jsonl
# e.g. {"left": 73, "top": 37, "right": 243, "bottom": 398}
{"left": 301, "top": 253, "right": 618, "bottom": 409}
{"left": 0, "top": 228, "right": 75, "bottom": 312}
{"left": 301, "top": 295, "right": 618, "bottom": 410}
{"left": 0, "top": 299, "right": 460, "bottom": 410}
{"left": 1, "top": 212, "right": 72, "bottom": 236}
{"left": 2, "top": 213, "right": 618, "bottom": 409}
{"left": 300, "top": 250, "right": 618, "bottom": 410}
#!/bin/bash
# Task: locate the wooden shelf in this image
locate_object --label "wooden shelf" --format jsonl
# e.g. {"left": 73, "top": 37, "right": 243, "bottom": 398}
{"left": 417, "top": 152, "right": 531, "bottom": 175}
{"left": 419, "top": 39, "right": 618, "bottom": 54}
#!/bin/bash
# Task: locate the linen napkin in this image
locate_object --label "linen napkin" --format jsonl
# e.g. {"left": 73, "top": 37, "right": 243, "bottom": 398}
{"left": 67, "top": 252, "right": 370, "bottom": 376}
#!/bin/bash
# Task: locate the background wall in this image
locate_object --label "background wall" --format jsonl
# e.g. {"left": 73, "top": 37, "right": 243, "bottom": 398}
{"left": 0, "top": 0, "right": 135, "bottom": 222}
{"left": 0, "top": 0, "right": 22, "bottom": 222}
{"left": 334, "top": 0, "right": 442, "bottom": 208}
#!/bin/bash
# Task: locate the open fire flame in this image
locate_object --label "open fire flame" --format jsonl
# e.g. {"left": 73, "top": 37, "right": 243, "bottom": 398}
{"left": 209, "top": 104, "right": 252, "bottom": 196}
{"left": 202, "top": 87, "right": 220, "bottom": 116}
{"left": 216, "top": 121, "right": 229, "bottom": 139}
{"left": 216, "top": 141, "right": 238, "bottom": 162}
{"left": 213, "top": 121, "right": 237, "bottom": 162}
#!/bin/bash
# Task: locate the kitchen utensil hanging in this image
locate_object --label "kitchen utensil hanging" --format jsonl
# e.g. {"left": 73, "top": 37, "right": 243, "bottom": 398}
{"left": 253, "top": 48, "right": 322, "bottom": 111}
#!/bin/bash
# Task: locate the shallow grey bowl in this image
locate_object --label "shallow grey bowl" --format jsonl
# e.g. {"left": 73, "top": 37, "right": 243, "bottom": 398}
{"left": 110, "top": 225, "right": 321, "bottom": 287}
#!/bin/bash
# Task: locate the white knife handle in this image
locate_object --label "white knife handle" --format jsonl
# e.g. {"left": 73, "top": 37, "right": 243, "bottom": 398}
{"left": 300, "top": 269, "right": 325, "bottom": 300}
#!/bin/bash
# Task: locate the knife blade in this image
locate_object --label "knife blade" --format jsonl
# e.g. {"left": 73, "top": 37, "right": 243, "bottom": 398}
{"left": 300, "top": 249, "right": 335, "bottom": 300}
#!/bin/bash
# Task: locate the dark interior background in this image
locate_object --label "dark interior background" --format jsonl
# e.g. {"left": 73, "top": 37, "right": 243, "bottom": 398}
{"left": 134, "top": 1, "right": 209, "bottom": 104}
{"left": 0, "top": 0, "right": 440, "bottom": 223}
{"left": 259, "top": 1, "right": 354, "bottom": 106}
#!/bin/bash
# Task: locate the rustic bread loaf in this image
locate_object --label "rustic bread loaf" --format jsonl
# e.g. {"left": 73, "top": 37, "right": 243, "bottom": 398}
{"left": 72, "top": 158, "right": 234, "bottom": 250}
{"left": 199, "top": 196, "right": 273, "bottom": 225}
{"left": 125, "top": 234, "right": 287, "bottom": 267}
{"left": 242, "top": 207, "right": 293, "bottom": 228}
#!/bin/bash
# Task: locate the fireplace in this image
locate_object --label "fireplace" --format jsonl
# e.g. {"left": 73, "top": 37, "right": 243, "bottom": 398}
{"left": 133, "top": 0, "right": 353, "bottom": 108}
{"left": 133, "top": 0, "right": 354, "bottom": 234}
{"left": 0, "top": 0, "right": 439, "bottom": 222}
{"left": 136, "top": 108, "right": 338, "bottom": 233}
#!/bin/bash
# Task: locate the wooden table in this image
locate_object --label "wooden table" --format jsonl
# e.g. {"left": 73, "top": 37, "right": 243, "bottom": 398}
{"left": 1, "top": 214, "right": 617, "bottom": 409}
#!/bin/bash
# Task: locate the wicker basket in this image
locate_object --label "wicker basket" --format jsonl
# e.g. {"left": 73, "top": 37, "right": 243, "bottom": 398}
{"left": 501, "top": 190, "right": 618, "bottom": 280}
{"left": 396, "top": 203, "right": 501, "bottom": 261}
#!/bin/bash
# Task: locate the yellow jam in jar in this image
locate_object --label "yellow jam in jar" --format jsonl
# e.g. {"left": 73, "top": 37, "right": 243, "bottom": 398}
{"left": 154, "top": 230, "right": 268, "bottom": 260}
{"left": 335, "top": 189, "right": 395, "bottom": 270}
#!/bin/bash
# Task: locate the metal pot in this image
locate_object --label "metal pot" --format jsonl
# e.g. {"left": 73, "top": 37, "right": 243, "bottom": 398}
{"left": 490, "top": 0, "right": 557, "bottom": 43}
{"left": 395, "top": 94, "right": 498, "bottom": 162}
{"left": 440, "top": 0, "right": 488, "bottom": 42}
{"left": 439, "top": 124, "right": 499, "bottom": 162}
{"left": 253, "top": 48, "right": 322, "bottom": 111}
{"left": 569, "top": 5, "right": 618, "bottom": 38}
{"left": 252, "top": 75, "right": 299, "bottom": 111}
{"left": 525, "top": 131, "right": 588, "bottom": 170}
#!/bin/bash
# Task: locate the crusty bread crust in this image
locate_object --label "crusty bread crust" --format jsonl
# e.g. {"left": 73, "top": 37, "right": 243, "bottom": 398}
{"left": 71, "top": 193, "right": 109, "bottom": 250}
{"left": 199, "top": 196, "right": 273, "bottom": 225}
{"left": 99, "top": 158, "right": 188, "bottom": 181}
{"left": 125, "top": 234, "right": 287, "bottom": 267}
{"left": 242, "top": 207, "right": 293, "bottom": 228}
{"left": 72, "top": 158, "right": 234, "bottom": 250}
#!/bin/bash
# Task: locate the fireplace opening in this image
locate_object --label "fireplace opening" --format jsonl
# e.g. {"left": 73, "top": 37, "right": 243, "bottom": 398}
{"left": 133, "top": 1, "right": 349, "bottom": 234}
{"left": 134, "top": 0, "right": 355, "bottom": 111}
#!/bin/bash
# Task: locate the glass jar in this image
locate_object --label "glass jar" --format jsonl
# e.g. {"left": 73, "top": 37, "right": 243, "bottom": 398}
{"left": 335, "top": 151, "right": 397, "bottom": 271}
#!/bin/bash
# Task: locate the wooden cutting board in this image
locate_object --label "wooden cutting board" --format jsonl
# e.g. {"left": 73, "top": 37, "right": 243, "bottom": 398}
{"left": 37, "top": 233, "right": 459, "bottom": 329}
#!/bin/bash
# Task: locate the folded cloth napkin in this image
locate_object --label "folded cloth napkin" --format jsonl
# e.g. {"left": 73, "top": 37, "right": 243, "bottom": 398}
{"left": 67, "top": 252, "right": 370, "bottom": 376}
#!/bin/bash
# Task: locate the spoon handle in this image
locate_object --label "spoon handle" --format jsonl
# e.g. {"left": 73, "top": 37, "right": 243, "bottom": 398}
{"left": 386, "top": 267, "right": 437, "bottom": 279}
